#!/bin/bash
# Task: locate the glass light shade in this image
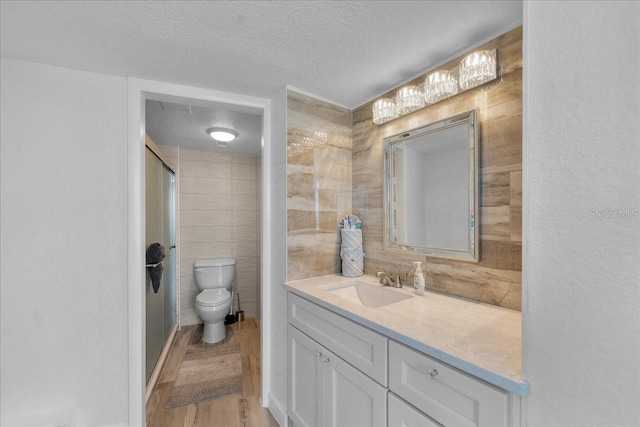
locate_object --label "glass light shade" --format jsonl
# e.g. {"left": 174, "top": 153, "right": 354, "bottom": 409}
{"left": 372, "top": 98, "right": 398, "bottom": 124}
{"left": 395, "top": 85, "right": 425, "bottom": 116}
{"left": 459, "top": 50, "right": 497, "bottom": 91}
{"left": 424, "top": 70, "right": 459, "bottom": 103}
{"left": 206, "top": 127, "right": 239, "bottom": 142}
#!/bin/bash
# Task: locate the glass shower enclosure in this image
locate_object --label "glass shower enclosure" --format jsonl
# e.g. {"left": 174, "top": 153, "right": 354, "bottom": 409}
{"left": 145, "top": 147, "right": 177, "bottom": 383}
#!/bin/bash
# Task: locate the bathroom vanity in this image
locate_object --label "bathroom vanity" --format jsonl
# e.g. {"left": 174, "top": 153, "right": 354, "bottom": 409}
{"left": 284, "top": 274, "right": 527, "bottom": 427}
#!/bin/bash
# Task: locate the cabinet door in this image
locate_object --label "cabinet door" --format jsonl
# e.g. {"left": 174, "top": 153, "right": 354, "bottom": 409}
{"left": 289, "top": 325, "right": 324, "bottom": 427}
{"left": 324, "top": 348, "right": 387, "bottom": 427}
{"left": 289, "top": 293, "right": 388, "bottom": 385}
{"left": 388, "top": 392, "right": 442, "bottom": 427}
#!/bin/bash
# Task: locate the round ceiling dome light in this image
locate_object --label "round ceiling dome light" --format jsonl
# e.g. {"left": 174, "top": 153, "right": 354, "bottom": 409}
{"left": 206, "top": 127, "right": 239, "bottom": 142}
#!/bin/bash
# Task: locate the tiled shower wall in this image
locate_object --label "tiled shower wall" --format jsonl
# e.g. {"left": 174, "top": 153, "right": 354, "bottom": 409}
{"left": 158, "top": 145, "right": 260, "bottom": 323}
{"left": 286, "top": 90, "right": 353, "bottom": 280}
{"left": 352, "top": 27, "right": 523, "bottom": 310}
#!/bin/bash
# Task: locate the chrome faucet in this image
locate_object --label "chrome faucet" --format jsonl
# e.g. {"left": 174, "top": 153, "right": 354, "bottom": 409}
{"left": 376, "top": 271, "right": 402, "bottom": 288}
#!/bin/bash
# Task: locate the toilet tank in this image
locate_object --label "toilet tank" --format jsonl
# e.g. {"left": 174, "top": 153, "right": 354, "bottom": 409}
{"left": 193, "top": 258, "right": 235, "bottom": 291}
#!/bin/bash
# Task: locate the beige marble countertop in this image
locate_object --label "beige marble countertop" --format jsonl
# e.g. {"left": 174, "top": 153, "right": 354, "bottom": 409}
{"left": 284, "top": 274, "right": 528, "bottom": 396}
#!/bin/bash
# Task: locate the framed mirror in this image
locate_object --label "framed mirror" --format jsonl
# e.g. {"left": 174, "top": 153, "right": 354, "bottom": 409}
{"left": 383, "top": 110, "right": 479, "bottom": 261}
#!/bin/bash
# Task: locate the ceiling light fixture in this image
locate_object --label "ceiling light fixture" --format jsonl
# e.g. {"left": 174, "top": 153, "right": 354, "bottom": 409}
{"left": 206, "top": 127, "right": 239, "bottom": 142}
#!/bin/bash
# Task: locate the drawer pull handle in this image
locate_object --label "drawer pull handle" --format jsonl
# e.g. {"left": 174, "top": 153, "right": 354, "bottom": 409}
{"left": 315, "top": 351, "right": 323, "bottom": 359}
{"left": 323, "top": 357, "right": 330, "bottom": 366}
{"left": 427, "top": 369, "right": 439, "bottom": 379}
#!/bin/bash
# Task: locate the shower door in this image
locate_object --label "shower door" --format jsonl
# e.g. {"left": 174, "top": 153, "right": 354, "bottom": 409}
{"left": 145, "top": 147, "right": 177, "bottom": 383}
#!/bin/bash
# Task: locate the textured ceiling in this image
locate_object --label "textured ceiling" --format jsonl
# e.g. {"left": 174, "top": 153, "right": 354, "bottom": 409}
{"left": 1, "top": 1, "right": 521, "bottom": 154}
{"left": 0, "top": 1, "right": 522, "bottom": 109}
{"left": 145, "top": 100, "right": 263, "bottom": 155}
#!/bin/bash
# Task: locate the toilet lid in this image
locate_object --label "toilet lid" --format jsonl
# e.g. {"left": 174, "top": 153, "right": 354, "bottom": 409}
{"left": 196, "top": 289, "right": 231, "bottom": 307}
{"left": 194, "top": 258, "right": 235, "bottom": 268}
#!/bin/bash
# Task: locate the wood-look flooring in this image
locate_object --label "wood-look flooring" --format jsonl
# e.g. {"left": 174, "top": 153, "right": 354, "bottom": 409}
{"left": 147, "top": 318, "right": 279, "bottom": 427}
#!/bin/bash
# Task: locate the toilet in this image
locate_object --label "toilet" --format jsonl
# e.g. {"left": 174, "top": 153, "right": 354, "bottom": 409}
{"left": 193, "top": 258, "right": 235, "bottom": 344}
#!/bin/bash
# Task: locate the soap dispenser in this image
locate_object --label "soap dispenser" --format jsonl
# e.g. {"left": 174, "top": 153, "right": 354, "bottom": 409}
{"left": 413, "top": 261, "right": 425, "bottom": 295}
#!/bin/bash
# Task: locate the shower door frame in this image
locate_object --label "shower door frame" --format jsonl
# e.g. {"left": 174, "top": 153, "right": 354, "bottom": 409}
{"left": 144, "top": 142, "right": 178, "bottom": 389}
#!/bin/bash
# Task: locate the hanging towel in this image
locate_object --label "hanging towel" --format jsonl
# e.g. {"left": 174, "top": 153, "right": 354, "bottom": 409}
{"left": 148, "top": 264, "right": 163, "bottom": 293}
{"left": 146, "top": 243, "right": 166, "bottom": 293}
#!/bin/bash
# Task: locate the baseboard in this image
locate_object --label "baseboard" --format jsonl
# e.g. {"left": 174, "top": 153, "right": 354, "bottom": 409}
{"left": 267, "top": 392, "right": 287, "bottom": 427}
{"left": 145, "top": 323, "right": 178, "bottom": 404}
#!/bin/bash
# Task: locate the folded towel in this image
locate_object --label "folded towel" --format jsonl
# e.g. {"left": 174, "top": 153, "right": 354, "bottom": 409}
{"left": 146, "top": 243, "right": 166, "bottom": 294}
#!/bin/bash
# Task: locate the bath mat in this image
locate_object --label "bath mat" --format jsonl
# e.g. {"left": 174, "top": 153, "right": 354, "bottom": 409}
{"left": 166, "top": 338, "right": 243, "bottom": 408}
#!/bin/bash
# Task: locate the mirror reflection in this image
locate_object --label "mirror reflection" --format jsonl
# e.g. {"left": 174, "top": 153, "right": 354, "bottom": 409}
{"left": 383, "top": 110, "right": 479, "bottom": 261}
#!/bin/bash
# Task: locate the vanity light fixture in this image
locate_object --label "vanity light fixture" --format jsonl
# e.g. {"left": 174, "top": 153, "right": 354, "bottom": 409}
{"left": 424, "top": 70, "right": 458, "bottom": 103}
{"left": 372, "top": 98, "right": 398, "bottom": 125}
{"left": 459, "top": 50, "right": 497, "bottom": 90}
{"left": 371, "top": 48, "right": 498, "bottom": 125}
{"left": 206, "top": 127, "right": 239, "bottom": 142}
{"left": 395, "top": 85, "right": 425, "bottom": 116}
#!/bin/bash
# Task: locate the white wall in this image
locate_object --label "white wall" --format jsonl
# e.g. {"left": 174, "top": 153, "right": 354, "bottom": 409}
{"left": 0, "top": 59, "right": 129, "bottom": 425}
{"left": 523, "top": 2, "right": 639, "bottom": 425}
{"left": 266, "top": 86, "right": 289, "bottom": 424}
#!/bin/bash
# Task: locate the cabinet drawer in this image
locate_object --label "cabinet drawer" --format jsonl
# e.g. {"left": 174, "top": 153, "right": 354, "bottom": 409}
{"left": 389, "top": 340, "right": 509, "bottom": 427}
{"left": 288, "top": 293, "right": 388, "bottom": 385}
{"left": 388, "top": 392, "right": 442, "bottom": 427}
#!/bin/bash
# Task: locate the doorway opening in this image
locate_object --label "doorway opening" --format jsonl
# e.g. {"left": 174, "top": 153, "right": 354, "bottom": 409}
{"left": 127, "top": 79, "right": 272, "bottom": 426}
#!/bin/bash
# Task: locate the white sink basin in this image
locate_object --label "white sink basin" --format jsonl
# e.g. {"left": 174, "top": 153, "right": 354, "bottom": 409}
{"left": 318, "top": 280, "right": 413, "bottom": 308}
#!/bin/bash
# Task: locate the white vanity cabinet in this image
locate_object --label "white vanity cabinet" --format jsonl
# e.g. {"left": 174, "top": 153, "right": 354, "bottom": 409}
{"left": 286, "top": 289, "right": 522, "bottom": 427}
{"left": 289, "top": 326, "right": 387, "bottom": 427}
{"left": 389, "top": 340, "right": 518, "bottom": 427}
{"left": 288, "top": 293, "right": 388, "bottom": 427}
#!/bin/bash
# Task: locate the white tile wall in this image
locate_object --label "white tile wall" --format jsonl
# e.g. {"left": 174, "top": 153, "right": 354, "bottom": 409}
{"left": 159, "top": 146, "right": 260, "bottom": 324}
{"left": 233, "top": 179, "right": 258, "bottom": 196}
{"left": 181, "top": 193, "right": 234, "bottom": 210}
{"left": 232, "top": 154, "right": 257, "bottom": 165}
{"left": 180, "top": 150, "right": 232, "bottom": 163}
{"left": 181, "top": 160, "right": 232, "bottom": 178}
{"left": 180, "top": 177, "right": 232, "bottom": 195}
{"left": 233, "top": 194, "right": 258, "bottom": 211}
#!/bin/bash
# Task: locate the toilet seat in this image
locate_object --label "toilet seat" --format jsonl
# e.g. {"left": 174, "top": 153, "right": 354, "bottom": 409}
{"left": 196, "top": 289, "right": 231, "bottom": 307}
